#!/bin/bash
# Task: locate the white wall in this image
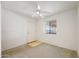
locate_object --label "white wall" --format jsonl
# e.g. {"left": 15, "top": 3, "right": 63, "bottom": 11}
{"left": 0, "top": 1, "right": 1, "bottom": 57}
{"left": 2, "top": 8, "right": 36, "bottom": 51}
{"left": 37, "top": 8, "right": 77, "bottom": 51}
{"left": 77, "top": 4, "right": 79, "bottom": 57}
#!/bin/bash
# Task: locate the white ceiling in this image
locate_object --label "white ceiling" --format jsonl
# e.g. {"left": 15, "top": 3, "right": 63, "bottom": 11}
{"left": 1, "top": 1, "right": 79, "bottom": 19}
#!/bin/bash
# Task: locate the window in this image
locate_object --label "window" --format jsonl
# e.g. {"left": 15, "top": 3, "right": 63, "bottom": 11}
{"left": 45, "top": 20, "right": 56, "bottom": 34}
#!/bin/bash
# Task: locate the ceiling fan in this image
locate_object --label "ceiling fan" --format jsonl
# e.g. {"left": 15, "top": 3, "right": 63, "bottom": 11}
{"left": 32, "top": 3, "right": 51, "bottom": 19}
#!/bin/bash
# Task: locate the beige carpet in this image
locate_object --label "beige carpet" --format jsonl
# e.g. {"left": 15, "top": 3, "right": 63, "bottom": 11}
{"left": 2, "top": 41, "right": 78, "bottom": 58}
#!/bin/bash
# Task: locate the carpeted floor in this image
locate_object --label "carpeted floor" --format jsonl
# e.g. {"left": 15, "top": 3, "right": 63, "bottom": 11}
{"left": 2, "top": 42, "right": 78, "bottom": 58}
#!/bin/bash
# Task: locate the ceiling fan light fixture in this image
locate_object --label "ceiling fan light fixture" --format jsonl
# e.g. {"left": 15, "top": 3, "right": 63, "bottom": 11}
{"left": 39, "top": 14, "right": 43, "bottom": 18}
{"left": 36, "top": 11, "right": 40, "bottom": 14}
{"left": 37, "top": 4, "right": 40, "bottom": 10}
{"left": 32, "top": 4, "right": 44, "bottom": 19}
